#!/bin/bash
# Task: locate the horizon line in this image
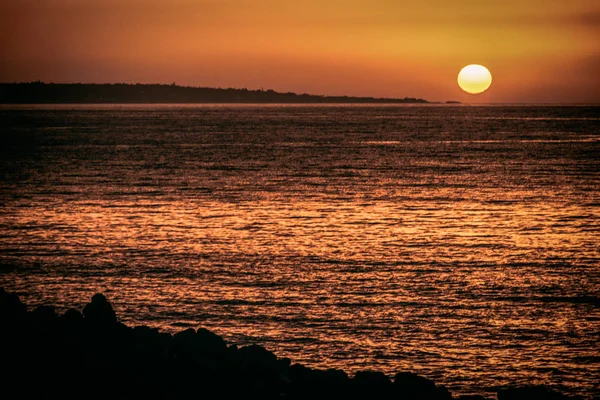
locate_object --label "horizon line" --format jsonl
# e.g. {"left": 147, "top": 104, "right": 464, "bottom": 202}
{"left": 2, "top": 82, "right": 599, "bottom": 106}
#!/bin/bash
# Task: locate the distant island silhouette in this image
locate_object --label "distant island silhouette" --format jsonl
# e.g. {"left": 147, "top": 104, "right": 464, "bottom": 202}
{"left": 0, "top": 82, "right": 430, "bottom": 104}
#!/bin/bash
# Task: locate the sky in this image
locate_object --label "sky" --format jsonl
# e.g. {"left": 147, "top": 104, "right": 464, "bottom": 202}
{"left": 1, "top": 0, "right": 599, "bottom": 103}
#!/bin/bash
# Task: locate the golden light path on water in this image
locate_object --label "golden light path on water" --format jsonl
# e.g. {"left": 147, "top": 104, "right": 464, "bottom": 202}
{"left": 0, "top": 105, "right": 599, "bottom": 397}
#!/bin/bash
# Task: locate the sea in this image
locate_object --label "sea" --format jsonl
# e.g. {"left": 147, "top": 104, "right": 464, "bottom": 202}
{"left": 1, "top": 104, "right": 599, "bottom": 398}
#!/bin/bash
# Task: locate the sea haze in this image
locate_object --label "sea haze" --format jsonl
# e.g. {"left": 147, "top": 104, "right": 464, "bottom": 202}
{"left": 0, "top": 104, "right": 599, "bottom": 397}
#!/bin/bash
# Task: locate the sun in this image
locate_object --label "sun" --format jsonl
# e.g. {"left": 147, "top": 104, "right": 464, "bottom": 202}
{"left": 457, "top": 64, "right": 492, "bottom": 94}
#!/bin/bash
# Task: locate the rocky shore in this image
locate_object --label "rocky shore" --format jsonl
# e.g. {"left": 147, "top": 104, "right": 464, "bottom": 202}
{"left": 0, "top": 288, "right": 579, "bottom": 399}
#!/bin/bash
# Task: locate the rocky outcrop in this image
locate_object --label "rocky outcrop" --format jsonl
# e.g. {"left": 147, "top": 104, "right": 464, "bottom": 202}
{"left": 0, "top": 288, "right": 577, "bottom": 399}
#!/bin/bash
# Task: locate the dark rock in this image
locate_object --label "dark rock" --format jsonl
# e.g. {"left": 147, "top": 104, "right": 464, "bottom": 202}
{"left": 394, "top": 371, "right": 436, "bottom": 391}
{"left": 457, "top": 395, "right": 490, "bottom": 400}
{"left": 132, "top": 325, "right": 172, "bottom": 358}
{"left": 196, "top": 327, "right": 227, "bottom": 355}
{"left": 132, "top": 325, "right": 163, "bottom": 344}
{"left": 172, "top": 328, "right": 197, "bottom": 359}
{"left": 82, "top": 293, "right": 117, "bottom": 325}
{"left": 322, "top": 368, "right": 349, "bottom": 384}
{"left": 0, "top": 287, "right": 27, "bottom": 319}
{"left": 238, "top": 344, "right": 278, "bottom": 369}
{"left": 352, "top": 370, "right": 393, "bottom": 397}
{"left": 394, "top": 372, "right": 452, "bottom": 399}
{"left": 172, "top": 327, "right": 228, "bottom": 369}
{"left": 435, "top": 384, "right": 453, "bottom": 399}
{"left": 353, "top": 370, "right": 392, "bottom": 385}
{"left": 236, "top": 345, "right": 285, "bottom": 397}
{"left": 60, "top": 309, "right": 84, "bottom": 326}
{"left": 498, "top": 385, "right": 571, "bottom": 400}
{"left": 294, "top": 366, "right": 349, "bottom": 398}
{"left": 0, "top": 289, "right": 580, "bottom": 400}
{"left": 32, "top": 305, "right": 58, "bottom": 324}
{"left": 279, "top": 357, "right": 292, "bottom": 368}
{"left": 174, "top": 327, "right": 196, "bottom": 341}
{"left": 289, "top": 364, "right": 349, "bottom": 394}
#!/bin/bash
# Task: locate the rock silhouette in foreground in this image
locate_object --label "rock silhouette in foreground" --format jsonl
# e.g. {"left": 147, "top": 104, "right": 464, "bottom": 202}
{"left": 82, "top": 293, "right": 118, "bottom": 325}
{"left": 0, "top": 288, "right": 578, "bottom": 399}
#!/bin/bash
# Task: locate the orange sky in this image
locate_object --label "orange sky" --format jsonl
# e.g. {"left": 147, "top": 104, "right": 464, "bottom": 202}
{"left": 1, "top": 0, "right": 599, "bottom": 103}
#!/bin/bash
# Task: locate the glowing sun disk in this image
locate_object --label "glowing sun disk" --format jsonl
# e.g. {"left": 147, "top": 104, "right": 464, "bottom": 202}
{"left": 457, "top": 64, "right": 492, "bottom": 94}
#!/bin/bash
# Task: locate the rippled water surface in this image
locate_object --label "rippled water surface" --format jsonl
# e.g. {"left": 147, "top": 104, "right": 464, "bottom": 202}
{"left": 1, "top": 104, "right": 599, "bottom": 397}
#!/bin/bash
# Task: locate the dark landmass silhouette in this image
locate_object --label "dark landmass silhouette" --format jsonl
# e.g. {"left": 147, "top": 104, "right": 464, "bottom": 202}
{"left": 0, "top": 288, "right": 580, "bottom": 400}
{"left": 0, "top": 82, "right": 430, "bottom": 104}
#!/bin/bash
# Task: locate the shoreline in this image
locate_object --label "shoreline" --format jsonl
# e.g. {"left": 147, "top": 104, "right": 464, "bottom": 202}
{"left": 0, "top": 288, "right": 582, "bottom": 399}
{"left": 0, "top": 82, "right": 430, "bottom": 104}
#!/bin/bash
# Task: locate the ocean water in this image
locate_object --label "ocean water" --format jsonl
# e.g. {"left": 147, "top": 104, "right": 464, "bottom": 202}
{"left": 1, "top": 104, "right": 599, "bottom": 397}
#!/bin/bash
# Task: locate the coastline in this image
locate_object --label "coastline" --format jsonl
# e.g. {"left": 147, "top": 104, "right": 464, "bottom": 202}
{"left": 1, "top": 288, "right": 581, "bottom": 399}
{"left": 0, "top": 82, "right": 429, "bottom": 104}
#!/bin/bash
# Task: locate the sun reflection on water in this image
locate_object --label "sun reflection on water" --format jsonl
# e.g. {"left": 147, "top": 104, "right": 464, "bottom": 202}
{"left": 0, "top": 104, "right": 598, "bottom": 397}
